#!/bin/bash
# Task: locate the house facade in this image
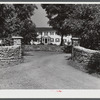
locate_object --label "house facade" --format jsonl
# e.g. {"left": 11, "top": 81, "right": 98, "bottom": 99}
{"left": 33, "top": 27, "right": 72, "bottom": 45}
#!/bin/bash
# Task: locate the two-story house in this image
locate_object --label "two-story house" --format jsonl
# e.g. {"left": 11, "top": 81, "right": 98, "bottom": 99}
{"left": 33, "top": 27, "right": 72, "bottom": 45}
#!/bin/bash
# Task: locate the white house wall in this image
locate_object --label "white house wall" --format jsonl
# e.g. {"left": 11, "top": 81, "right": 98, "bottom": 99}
{"left": 34, "top": 31, "right": 72, "bottom": 45}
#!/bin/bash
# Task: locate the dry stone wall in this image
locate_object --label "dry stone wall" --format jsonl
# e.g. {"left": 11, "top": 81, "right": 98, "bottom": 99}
{"left": 0, "top": 45, "right": 22, "bottom": 66}
{"left": 72, "top": 46, "right": 100, "bottom": 70}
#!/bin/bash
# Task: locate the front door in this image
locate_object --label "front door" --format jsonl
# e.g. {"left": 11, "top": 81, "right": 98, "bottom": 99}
{"left": 44, "top": 38, "right": 49, "bottom": 45}
{"left": 45, "top": 38, "right": 47, "bottom": 43}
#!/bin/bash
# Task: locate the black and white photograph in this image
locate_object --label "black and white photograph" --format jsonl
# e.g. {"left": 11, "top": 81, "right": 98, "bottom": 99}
{"left": 1, "top": 2, "right": 100, "bottom": 91}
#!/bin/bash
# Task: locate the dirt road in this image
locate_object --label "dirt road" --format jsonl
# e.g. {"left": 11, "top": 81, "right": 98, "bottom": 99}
{"left": 0, "top": 51, "right": 100, "bottom": 89}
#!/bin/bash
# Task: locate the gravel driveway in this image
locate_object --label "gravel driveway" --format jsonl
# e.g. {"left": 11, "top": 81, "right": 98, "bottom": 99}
{"left": 0, "top": 51, "right": 100, "bottom": 89}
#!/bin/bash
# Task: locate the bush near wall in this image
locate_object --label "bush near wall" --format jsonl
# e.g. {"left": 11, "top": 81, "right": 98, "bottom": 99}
{"left": 0, "top": 45, "right": 22, "bottom": 67}
{"left": 62, "top": 45, "right": 72, "bottom": 53}
{"left": 72, "top": 46, "right": 100, "bottom": 73}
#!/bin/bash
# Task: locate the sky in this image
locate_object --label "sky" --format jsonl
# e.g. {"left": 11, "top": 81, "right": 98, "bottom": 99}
{"left": 31, "top": 4, "right": 50, "bottom": 28}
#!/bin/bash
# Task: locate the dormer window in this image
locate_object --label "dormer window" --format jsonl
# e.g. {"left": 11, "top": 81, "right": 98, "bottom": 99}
{"left": 50, "top": 31, "right": 54, "bottom": 35}
{"left": 44, "top": 32, "right": 48, "bottom": 36}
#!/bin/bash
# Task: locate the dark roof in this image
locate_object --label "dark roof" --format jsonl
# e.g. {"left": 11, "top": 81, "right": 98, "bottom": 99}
{"left": 36, "top": 27, "right": 56, "bottom": 32}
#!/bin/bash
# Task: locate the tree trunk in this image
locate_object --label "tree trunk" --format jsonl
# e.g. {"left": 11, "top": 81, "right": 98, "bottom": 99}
{"left": 60, "top": 34, "right": 64, "bottom": 46}
{"left": 41, "top": 32, "right": 42, "bottom": 44}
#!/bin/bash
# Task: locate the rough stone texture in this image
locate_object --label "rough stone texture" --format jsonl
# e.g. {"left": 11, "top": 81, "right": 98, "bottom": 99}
{"left": 23, "top": 45, "right": 64, "bottom": 52}
{"left": 0, "top": 45, "right": 22, "bottom": 67}
{"left": 72, "top": 46, "right": 100, "bottom": 70}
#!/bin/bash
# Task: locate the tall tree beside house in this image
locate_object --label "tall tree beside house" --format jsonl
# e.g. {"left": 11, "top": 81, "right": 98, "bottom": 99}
{"left": 10, "top": 4, "right": 38, "bottom": 44}
{"left": 42, "top": 4, "right": 100, "bottom": 49}
{"left": 0, "top": 4, "right": 37, "bottom": 45}
{"left": 63, "top": 4, "right": 100, "bottom": 49}
{"left": 41, "top": 4, "right": 77, "bottom": 46}
{"left": 20, "top": 19, "right": 38, "bottom": 44}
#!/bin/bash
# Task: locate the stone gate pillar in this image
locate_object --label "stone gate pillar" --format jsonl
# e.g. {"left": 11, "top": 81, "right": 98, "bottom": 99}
{"left": 71, "top": 37, "right": 80, "bottom": 59}
{"left": 12, "top": 36, "right": 23, "bottom": 46}
{"left": 12, "top": 36, "right": 23, "bottom": 57}
{"left": 72, "top": 37, "right": 80, "bottom": 46}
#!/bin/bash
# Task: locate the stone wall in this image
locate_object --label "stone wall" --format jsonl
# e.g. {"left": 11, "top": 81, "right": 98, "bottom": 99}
{"left": 72, "top": 46, "right": 100, "bottom": 70}
{"left": 0, "top": 45, "right": 22, "bottom": 66}
{"left": 23, "top": 45, "right": 63, "bottom": 52}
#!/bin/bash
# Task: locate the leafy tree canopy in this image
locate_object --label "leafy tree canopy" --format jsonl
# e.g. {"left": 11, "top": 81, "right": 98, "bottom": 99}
{"left": 42, "top": 4, "right": 100, "bottom": 49}
{"left": 0, "top": 4, "right": 37, "bottom": 44}
{"left": 42, "top": 4, "right": 75, "bottom": 45}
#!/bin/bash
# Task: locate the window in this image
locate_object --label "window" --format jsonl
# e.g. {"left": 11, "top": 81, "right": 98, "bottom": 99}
{"left": 55, "top": 38, "right": 60, "bottom": 42}
{"left": 50, "top": 38, "right": 54, "bottom": 42}
{"left": 64, "top": 39, "right": 67, "bottom": 43}
{"left": 50, "top": 31, "right": 54, "bottom": 35}
{"left": 44, "top": 32, "right": 48, "bottom": 36}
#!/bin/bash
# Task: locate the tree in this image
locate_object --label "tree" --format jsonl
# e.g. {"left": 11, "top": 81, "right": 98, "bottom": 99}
{"left": 41, "top": 4, "right": 77, "bottom": 46}
{"left": 10, "top": 4, "right": 37, "bottom": 44}
{"left": 0, "top": 4, "right": 37, "bottom": 44}
{"left": 64, "top": 4, "right": 100, "bottom": 49}
{"left": 77, "top": 5, "right": 100, "bottom": 50}
{"left": 0, "top": 4, "right": 14, "bottom": 38}
{"left": 20, "top": 19, "right": 37, "bottom": 44}
{"left": 42, "top": 4, "right": 100, "bottom": 49}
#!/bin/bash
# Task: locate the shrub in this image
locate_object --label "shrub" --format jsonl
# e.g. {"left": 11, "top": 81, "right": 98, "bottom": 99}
{"left": 38, "top": 43, "right": 44, "bottom": 45}
{"left": 49, "top": 43, "right": 53, "bottom": 45}
{"left": 63, "top": 45, "right": 72, "bottom": 53}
